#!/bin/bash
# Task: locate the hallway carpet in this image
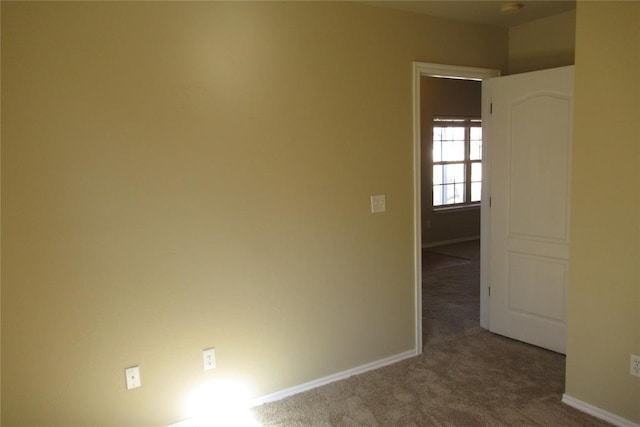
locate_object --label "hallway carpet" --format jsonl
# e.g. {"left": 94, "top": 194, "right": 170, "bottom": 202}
{"left": 423, "top": 240, "right": 481, "bottom": 347}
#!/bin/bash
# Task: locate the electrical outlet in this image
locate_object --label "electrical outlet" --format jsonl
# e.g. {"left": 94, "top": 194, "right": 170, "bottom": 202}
{"left": 125, "top": 366, "right": 141, "bottom": 390}
{"left": 203, "top": 348, "right": 216, "bottom": 370}
{"left": 631, "top": 354, "right": 640, "bottom": 377}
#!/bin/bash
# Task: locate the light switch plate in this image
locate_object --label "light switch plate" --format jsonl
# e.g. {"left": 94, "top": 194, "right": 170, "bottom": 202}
{"left": 125, "top": 366, "right": 141, "bottom": 390}
{"left": 371, "top": 194, "right": 386, "bottom": 213}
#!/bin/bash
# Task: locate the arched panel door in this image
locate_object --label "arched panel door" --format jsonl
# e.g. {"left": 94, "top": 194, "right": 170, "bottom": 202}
{"left": 486, "top": 66, "right": 574, "bottom": 354}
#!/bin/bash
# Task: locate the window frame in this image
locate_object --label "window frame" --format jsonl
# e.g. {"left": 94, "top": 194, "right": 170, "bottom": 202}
{"left": 431, "top": 116, "right": 482, "bottom": 211}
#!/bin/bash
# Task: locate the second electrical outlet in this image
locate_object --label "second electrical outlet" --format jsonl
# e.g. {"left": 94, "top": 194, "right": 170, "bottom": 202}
{"left": 203, "top": 347, "right": 216, "bottom": 370}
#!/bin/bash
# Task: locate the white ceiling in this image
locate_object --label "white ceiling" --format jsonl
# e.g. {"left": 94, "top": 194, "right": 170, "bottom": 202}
{"left": 360, "top": 1, "right": 576, "bottom": 27}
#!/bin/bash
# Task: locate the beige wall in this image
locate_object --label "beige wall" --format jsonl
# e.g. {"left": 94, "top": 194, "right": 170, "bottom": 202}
{"left": 0, "top": 2, "right": 508, "bottom": 425}
{"left": 509, "top": 9, "right": 575, "bottom": 74}
{"left": 420, "top": 77, "right": 481, "bottom": 245}
{"left": 567, "top": 1, "right": 640, "bottom": 423}
{"left": 0, "top": 2, "right": 2, "bottom": 420}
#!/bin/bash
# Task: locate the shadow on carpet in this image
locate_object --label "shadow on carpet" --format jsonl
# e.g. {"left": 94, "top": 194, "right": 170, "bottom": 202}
{"left": 422, "top": 250, "right": 470, "bottom": 270}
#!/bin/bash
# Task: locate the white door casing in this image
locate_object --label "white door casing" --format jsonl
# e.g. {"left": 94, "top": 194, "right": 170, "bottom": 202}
{"left": 486, "top": 66, "right": 574, "bottom": 354}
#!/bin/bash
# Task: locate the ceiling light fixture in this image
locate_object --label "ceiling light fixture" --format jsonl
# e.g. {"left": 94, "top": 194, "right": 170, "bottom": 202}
{"left": 500, "top": 2, "right": 524, "bottom": 15}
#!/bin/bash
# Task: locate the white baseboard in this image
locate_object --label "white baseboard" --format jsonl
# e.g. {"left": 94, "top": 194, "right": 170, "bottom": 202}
{"left": 422, "top": 235, "right": 480, "bottom": 248}
{"left": 562, "top": 394, "right": 639, "bottom": 427}
{"left": 167, "top": 349, "right": 418, "bottom": 427}
{"left": 252, "top": 349, "right": 418, "bottom": 406}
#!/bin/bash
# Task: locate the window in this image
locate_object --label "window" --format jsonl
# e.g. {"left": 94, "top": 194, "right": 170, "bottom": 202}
{"left": 432, "top": 117, "right": 482, "bottom": 208}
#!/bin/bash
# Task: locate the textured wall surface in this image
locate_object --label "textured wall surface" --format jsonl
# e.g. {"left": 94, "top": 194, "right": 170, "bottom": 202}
{"left": 509, "top": 9, "right": 575, "bottom": 74}
{"left": 0, "top": 2, "right": 507, "bottom": 425}
{"left": 567, "top": 1, "right": 640, "bottom": 424}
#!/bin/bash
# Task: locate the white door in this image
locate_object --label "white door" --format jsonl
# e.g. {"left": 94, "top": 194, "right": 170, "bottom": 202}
{"left": 486, "top": 66, "right": 574, "bottom": 354}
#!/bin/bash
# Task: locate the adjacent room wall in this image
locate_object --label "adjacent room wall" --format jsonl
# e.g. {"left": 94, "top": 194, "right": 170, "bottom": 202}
{"left": 567, "top": 1, "right": 640, "bottom": 424}
{"left": 0, "top": 2, "right": 508, "bottom": 425}
{"left": 508, "top": 9, "right": 575, "bottom": 74}
{"left": 0, "top": 3, "right": 2, "bottom": 419}
{"left": 420, "top": 77, "right": 481, "bottom": 246}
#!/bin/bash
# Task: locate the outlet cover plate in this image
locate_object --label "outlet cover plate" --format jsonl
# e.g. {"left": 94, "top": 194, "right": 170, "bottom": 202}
{"left": 631, "top": 354, "right": 640, "bottom": 377}
{"left": 203, "top": 347, "right": 216, "bottom": 370}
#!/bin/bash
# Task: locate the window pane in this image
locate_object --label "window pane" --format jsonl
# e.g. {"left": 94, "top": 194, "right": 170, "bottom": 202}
{"left": 470, "top": 139, "right": 482, "bottom": 161}
{"left": 442, "top": 140, "right": 465, "bottom": 161}
{"left": 443, "top": 163, "right": 464, "bottom": 184}
{"left": 442, "top": 184, "right": 454, "bottom": 205}
{"left": 442, "top": 183, "right": 464, "bottom": 205}
{"left": 470, "top": 127, "right": 482, "bottom": 160}
{"left": 433, "top": 185, "right": 443, "bottom": 206}
{"left": 453, "top": 127, "right": 465, "bottom": 141}
{"left": 471, "top": 162, "right": 482, "bottom": 182}
{"left": 440, "top": 127, "right": 464, "bottom": 141}
{"left": 433, "top": 165, "right": 443, "bottom": 185}
{"left": 432, "top": 141, "right": 442, "bottom": 162}
{"left": 471, "top": 182, "right": 481, "bottom": 202}
{"left": 454, "top": 183, "right": 465, "bottom": 204}
{"left": 470, "top": 127, "right": 482, "bottom": 141}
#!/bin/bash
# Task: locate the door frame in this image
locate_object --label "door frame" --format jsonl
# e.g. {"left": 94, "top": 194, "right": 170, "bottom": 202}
{"left": 412, "top": 62, "right": 500, "bottom": 353}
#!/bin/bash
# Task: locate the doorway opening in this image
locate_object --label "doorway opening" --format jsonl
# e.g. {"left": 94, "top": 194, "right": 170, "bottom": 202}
{"left": 412, "top": 63, "right": 500, "bottom": 353}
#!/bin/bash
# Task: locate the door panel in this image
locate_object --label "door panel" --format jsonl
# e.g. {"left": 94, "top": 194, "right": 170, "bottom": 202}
{"left": 507, "top": 253, "right": 566, "bottom": 321}
{"left": 487, "top": 66, "right": 574, "bottom": 354}
{"left": 509, "top": 94, "right": 572, "bottom": 242}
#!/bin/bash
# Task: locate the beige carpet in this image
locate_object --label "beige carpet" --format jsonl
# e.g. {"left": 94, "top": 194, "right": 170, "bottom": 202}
{"left": 422, "top": 250, "right": 471, "bottom": 271}
{"left": 251, "top": 240, "right": 609, "bottom": 426}
{"left": 423, "top": 240, "right": 481, "bottom": 346}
